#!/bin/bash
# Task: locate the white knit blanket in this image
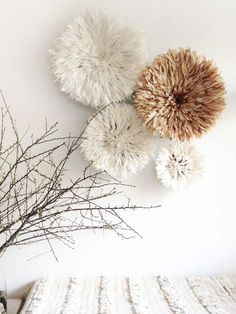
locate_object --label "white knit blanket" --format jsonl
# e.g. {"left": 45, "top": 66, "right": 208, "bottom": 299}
{"left": 20, "top": 276, "right": 236, "bottom": 314}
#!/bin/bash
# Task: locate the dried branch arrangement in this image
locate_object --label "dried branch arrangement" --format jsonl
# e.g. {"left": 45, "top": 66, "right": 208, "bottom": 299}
{"left": 0, "top": 91, "right": 159, "bottom": 259}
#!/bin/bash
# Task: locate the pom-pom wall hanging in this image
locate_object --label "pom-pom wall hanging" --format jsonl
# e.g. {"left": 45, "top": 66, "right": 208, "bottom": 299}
{"left": 50, "top": 10, "right": 147, "bottom": 108}
{"left": 80, "top": 103, "right": 155, "bottom": 179}
{"left": 155, "top": 143, "right": 203, "bottom": 189}
{"left": 133, "top": 48, "right": 226, "bottom": 141}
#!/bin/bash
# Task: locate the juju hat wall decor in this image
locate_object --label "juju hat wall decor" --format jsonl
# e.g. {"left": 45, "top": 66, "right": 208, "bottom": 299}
{"left": 155, "top": 143, "right": 203, "bottom": 189}
{"left": 80, "top": 103, "right": 155, "bottom": 179}
{"left": 50, "top": 10, "right": 147, "bottom": 108}
{"left": 133, "top": 48, "right": 226, "bottom": 141}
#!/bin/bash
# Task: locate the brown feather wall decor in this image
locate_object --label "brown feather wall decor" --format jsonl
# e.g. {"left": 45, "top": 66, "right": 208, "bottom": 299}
{"left": 133, "top": 48, "right": 226, "bottom": 141}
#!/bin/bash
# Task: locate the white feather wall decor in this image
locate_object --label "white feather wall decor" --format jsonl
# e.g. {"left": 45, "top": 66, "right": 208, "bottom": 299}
{"left": 50, "top": 10, "right": 147, "bottom": 108}
{"left": 155, "top": 143, "right": 203, "bottom": 189}
{"left": 81, "top": 103, "right": 155, "bottom": 179}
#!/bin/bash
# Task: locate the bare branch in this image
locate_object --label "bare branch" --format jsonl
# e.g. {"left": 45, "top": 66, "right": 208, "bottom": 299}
{"left": 0, "top": 91, "right": 160, "bottom": 259}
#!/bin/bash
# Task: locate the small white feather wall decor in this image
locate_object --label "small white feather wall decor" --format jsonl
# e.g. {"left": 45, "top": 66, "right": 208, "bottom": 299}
{"left": 50, "top": 10, "right": 147, "bottom": 108}
{"left": 80, "top": 103, "right": 155, "bottom": 179}
{"left": 155, "top": 143, "right": 203, "bottom": 189}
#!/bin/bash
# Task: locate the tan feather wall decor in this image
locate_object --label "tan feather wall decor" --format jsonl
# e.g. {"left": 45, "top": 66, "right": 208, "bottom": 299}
{"left": 133, "top": 48, "right": 226, "bottom": 141}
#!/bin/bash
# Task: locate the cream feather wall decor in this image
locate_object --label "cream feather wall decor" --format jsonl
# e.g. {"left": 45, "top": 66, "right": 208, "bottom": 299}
{"left": 49, "top": 9, "right": 147, "bottom": 108}
{"left": 80, "top": 103, "right": 155, "bottom": 179}
{"left": 155, "top": 143, "right": 203, "bottom": 189}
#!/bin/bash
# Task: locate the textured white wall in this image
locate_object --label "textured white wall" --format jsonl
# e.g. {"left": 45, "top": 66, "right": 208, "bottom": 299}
{"left": 0, "top": 0, "right": 236, "bottom": 296}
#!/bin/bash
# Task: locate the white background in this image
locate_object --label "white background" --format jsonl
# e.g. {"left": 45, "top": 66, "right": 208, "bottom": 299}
{"left": 0, "top": 0, "right": 236, "bottom": 296}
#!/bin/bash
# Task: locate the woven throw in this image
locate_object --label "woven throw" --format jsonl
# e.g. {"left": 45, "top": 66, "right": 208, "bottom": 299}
{"left": 20, "top": 276, "right": 236, "bottom": 314}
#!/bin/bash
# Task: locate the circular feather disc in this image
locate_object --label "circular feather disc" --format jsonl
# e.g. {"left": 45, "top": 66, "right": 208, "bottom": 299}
{"left": 134, "top": 48, "right": 226, "bottom": 141}
{"left": 50, "top": 10, "right": 147, "bottom": 108}
{"left": 80, "top": 103, "right": 155, "bottom": 179}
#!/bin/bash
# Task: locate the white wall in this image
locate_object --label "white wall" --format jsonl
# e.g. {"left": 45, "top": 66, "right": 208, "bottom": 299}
{"left": 0, "top": 0, "right": 236, "bottom": 296}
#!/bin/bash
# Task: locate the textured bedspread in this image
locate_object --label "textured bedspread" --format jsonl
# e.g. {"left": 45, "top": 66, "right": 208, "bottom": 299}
{"left": 20, "top": 276, "right": 236, "bottom": 314}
